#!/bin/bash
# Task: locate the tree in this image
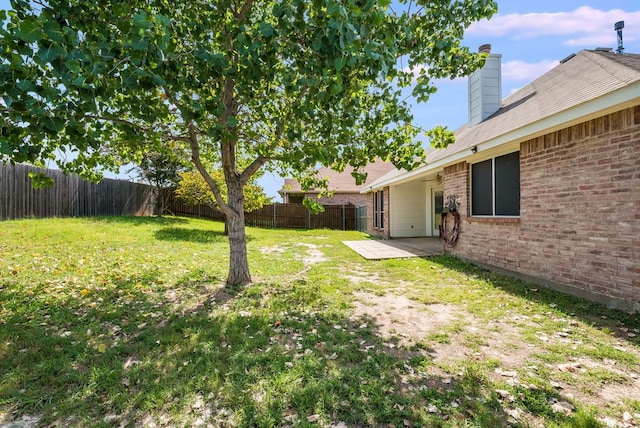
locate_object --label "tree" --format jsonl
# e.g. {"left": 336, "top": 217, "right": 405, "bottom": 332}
{"left": 0, "top": 0, "right": 497, "bottom": 285}
{"left": 175, "top": 169, "right": 270, "bottom": 234}
{"left": 130, "top": 143, "right": 189, "bottom": 216}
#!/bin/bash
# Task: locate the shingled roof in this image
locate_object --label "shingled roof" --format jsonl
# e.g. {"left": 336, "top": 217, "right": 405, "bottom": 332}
{"left": 365, "top": 49, "right": 640, "bottom": 190}
{"left": 280, "top": 160, "right": 396, "bottom": 195}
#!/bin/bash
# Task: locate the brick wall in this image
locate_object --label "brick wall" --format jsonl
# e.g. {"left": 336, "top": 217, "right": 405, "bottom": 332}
{"left": 286, "top": 192, "right": 368, "bottom": 206}
{"left": 367, "top": 186, "right": 390, "bottom": 239}
{"left": 315, "top": 192, "right": 369, "bottom": 206}
{"left": 446, "top": 106, "right": 640, "bottom": 312}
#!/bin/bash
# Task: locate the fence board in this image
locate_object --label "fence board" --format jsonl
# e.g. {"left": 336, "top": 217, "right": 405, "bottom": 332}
{"left": 169, "top": 200, "right": 357, "bottom": 230}
{"left": 0, "top": 164, "right": 156, "bottom": 220}
{"left": 1, "top": 164, "right": 359, "bottom": 230}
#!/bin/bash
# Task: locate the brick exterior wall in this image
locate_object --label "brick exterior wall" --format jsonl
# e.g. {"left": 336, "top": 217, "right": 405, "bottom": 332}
{"left": 367, "top": 186, "right": 390, "bottom": 239}
{"left": 444, "top": 106, "right": 640, "bottom": 311}
{"left": 284, "top": 192, "right": 369, "bottom": 206}
{"left": 313, "top": 192, "right": 369, "bottom": 206}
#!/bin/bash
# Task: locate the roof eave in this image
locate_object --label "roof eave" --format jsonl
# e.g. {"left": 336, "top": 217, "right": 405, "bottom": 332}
{"left": 362, "top": 82, "right": 640, "bottom": 192}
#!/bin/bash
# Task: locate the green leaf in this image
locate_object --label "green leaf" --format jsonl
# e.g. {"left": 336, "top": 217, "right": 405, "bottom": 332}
{"left": 42, "top": 20, "right": 64, "bottom": 42}
{"left": 0, "top": 137, "right": 11, "bottom": 155}
{"left": 17, "top": 17, "right": 42, "bottom": 42}
{"left": 259, "top": 22, "right": 274, "bottom": 38}
{"left": 28, "top": 172, "right": 55, "bottom": 189}
{"left": 129, "top": 34, "right": 149, "bottom": 51}
{"left": 334, "top": 56, "right": 346, "bottom": 72}
{"left": 226, "top": 115, "right": 238, "bottom": 128}
{"left": 426, "top": 125, "right": 455, "bottom": 149}
{"left": 65, "top": 58, "right": 81, "bottom": 73}
{"left": 303, "top": 198, "right": 325, "bottom": 214}
{"left": 10, "top": 53, "right": 23, "bottom": 66}
{"left": 43, "top": 116, "right": 65, "bottom": 133}
{"left": 37, "top": 45, "right": 59, "bottom": 63}
{"left": 132, "top": 11, "right": 153, "bottom": 30}
{"left": 17, "top": 80, "right": 35, "bottom": 92}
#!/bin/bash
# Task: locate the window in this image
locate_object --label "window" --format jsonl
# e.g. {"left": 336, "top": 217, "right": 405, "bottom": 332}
{"left": 288, "top": 195, "right": 304, "bottom": 204}
{"left": 373, "top": 190, "right": 384, "bottom": 229}
{"left": 471, "top": 151, "right": 520, "bottom": 216}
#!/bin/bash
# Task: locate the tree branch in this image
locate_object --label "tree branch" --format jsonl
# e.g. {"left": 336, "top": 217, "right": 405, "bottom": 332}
{"left": 187, "top": 121, "right": 232, "bottom": 217}
{"left": 81, "top": 114, "right": 151, "bottom": 131}
{"left": 239, "top": 155, "right": 269, "bottom": 185}
{"left": 235, "top": 0, "right": 255, "bottom": 20}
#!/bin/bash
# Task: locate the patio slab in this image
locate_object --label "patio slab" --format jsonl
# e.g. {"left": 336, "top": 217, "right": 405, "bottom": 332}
{"left": 343, "top": 238, "right": 443, "bottom": 260}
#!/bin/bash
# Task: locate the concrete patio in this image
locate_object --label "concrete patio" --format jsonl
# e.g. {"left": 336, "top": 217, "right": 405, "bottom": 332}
{"left": 342, "top": 237, "right": 443, "bottom": 260}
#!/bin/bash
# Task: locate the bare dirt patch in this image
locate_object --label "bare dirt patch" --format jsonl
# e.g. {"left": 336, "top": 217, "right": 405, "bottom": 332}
{"left": 260, "top": 243, "right": 328, "bottom": 268}
{"left": 351, "top": 291, "right": 539, "bottom": 367}
{"left": 351, "top": 291, "right": 459, "bottom": 347}
{"left": 340, "top": 265, "right": 382, "bottom": 285}
{"left": 351, "top": 290, "right": 640, "bottom": 427}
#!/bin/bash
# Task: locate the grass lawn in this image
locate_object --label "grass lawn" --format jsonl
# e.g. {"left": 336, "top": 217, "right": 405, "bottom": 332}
{"left": 0, "top": 216, "right": 639, "bottom": 427}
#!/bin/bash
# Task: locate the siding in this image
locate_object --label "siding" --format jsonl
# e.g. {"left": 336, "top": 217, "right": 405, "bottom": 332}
{"left": 390, "top": 180, "right": 427, "bottom": 237}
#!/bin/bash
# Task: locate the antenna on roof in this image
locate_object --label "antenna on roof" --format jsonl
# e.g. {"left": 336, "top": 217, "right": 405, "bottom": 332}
{"left": 615, "top": 21, "right": 624, "bottom": 54}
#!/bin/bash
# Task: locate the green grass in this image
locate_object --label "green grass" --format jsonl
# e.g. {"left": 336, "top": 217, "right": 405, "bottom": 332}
{"left": 1, "top": 216, "right": 639, "bottom": 427}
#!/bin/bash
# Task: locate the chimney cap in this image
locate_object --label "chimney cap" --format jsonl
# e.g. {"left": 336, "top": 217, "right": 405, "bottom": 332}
{"left": 478, "top": 44, "right": 492, "bottom": 54}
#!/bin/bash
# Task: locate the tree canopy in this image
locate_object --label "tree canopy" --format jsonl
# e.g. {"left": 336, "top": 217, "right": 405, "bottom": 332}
{"left": 175, "top": 170, "right": 269, "bottom": 213}
{"left": 0, "top": 0, "right": 497, "bottom": 284}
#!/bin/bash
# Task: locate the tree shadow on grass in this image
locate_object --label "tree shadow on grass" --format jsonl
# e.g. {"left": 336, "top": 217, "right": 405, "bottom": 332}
{"left": 0, "top": 274, "right": 551, "bottom": 427}
{"left": 429, "top": 255, "right": 640, "bottom": 347}
{"left": 88, "top": 215, "right": 190, "bottom": 226}
{"left": 154, "top": 227, "right": 228, "bottom": 244}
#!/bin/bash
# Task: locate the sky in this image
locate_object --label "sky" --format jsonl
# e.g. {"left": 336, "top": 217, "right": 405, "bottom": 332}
{"left": 266, "top": 1, "right": 640, "bottom": 200}
{"left": 2, "top": 1, "right": 640, "bottom": 200}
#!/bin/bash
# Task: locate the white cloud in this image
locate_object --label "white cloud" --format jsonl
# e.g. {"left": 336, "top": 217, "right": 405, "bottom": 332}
{"left": 410, "top": 59, "right": 558, "bottom": 85}
{"left": 502, "top": 59, "right": 558, "bottom": 82}
{"left": 467, "top": 6, "right": 640, "bottom": 46}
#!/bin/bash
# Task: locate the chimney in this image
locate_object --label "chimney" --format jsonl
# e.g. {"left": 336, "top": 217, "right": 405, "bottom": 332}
{"left": 468, "top": 44, "right": 502, "bottom": 127}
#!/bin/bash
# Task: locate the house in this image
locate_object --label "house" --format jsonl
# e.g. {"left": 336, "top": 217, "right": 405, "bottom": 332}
{"left": 279, "top": 160, "right": 395, "bottom": 206}
{"left": 362, "top": 46, "right": 640, "bottom": 312}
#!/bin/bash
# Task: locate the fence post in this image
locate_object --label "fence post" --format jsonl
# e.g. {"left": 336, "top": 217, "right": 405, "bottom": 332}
{"left": 342, "top": 205, "right": 346, "bottom": 230}
{"left": 308, "top": 209, "right": 311, "bottom": 229}
{"left": 273, "top": 203, "right": 276, "bottom": 228}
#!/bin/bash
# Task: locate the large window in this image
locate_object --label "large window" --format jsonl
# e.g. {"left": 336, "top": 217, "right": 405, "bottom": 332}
{"left": 471, "top": 151, "right": 520, "bottom": 216}
{"left": 373, "top": 190, "right": 384, "bottom": 229}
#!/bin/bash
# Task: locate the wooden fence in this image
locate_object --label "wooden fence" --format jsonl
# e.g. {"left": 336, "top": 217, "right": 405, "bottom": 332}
{"left": 1, "top": 163, "right": 358, "bottom": 230}
{"left": 0, "top": 164, "right": 156, "bottom": 220}
{"left": 169, "top": 200, "right": 357, "bottom": 230}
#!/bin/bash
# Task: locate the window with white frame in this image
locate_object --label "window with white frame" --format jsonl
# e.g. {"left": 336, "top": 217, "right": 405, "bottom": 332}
{"left": 471, "top": 151, "right": 520, "bottom": 216}
{"left": 373, "top": 190, "right": 384, "bottom": 229}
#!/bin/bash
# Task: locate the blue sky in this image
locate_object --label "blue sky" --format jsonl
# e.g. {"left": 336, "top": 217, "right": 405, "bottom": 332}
{"left": 267, "top": 1, "right": 640, "bottom": 199}
{"left": 2, "top": 1, "right": 639, "bottom": 199}
{"left": 414, "top": 1, "right": 640, "bottom": 135}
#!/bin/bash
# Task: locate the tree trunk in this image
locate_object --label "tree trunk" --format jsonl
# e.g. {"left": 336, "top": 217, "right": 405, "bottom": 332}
{"left": 225, "top": 178, "right": 251, "bottom": 285}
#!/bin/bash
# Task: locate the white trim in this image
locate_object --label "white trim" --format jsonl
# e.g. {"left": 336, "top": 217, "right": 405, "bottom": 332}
{"left": 362, "top": 83, "right": 640, "bottom": 192}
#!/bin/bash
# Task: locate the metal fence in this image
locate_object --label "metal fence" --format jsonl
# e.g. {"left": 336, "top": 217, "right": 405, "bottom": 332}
{"left": 0, "top": 164, "right": 155, "bottom": 220}
{"left": 355, "top": 204, "right": 367, "bottom": 232}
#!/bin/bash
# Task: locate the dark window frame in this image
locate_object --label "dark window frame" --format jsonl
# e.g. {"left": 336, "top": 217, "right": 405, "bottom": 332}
{"left": 373, "top": 190, "right": 384, "bottom": 229}
{"left": 471, "top": 151, "right": 520, "bottom": 217}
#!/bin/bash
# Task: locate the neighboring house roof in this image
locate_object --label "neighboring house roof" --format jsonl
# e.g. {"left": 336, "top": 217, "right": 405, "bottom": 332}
{"left": 365, "top": 49, "right": 640, "bottom": 191}
{"left": 280, "top": 161, "right": 396, "bottom": 195}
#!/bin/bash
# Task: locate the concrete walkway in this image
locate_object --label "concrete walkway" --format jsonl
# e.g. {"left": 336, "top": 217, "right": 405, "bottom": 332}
{"left": 343, "top": 237, "right": 443, "bottom": 260}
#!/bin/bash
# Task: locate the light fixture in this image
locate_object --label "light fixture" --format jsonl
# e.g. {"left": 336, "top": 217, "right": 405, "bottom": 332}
{"left": 471, "top": 146, "right": 478, "bottom": 154}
